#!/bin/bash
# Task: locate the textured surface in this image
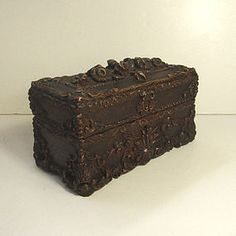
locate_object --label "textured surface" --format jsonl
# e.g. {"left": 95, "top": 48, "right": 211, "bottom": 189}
{"left": 33, "top": 101, "right": 196, "bottom": 196}
{"left": 29, "top": 57, "right": 198, "bottom": 196}
{"left": 0, "top": 115, "right": 236, "bottom": 235}
{"left": 29, "top": 58, "right": 198, "bottom": 138}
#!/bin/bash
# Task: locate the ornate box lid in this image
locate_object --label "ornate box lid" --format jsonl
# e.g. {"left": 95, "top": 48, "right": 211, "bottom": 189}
{"left": 30, "top": 57, "right": 198, "bottom": 139}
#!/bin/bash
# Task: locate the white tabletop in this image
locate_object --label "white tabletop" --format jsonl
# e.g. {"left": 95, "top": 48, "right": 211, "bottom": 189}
{"left": 0, "top": 115, "right": 235, "bottom": 236}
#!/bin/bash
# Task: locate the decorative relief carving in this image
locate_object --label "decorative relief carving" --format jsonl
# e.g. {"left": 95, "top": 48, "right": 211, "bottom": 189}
{"left": 77, "top": 114, "right": 96, "bottom": 136}
{"left": 71, "top": 73, "right": 88, "bottom": 84}
{"left": 30, "top": 57, "right": 198, "bottom": 196}
{"left": 33, "top": 99, "right": 197, "bottom": 196}
{"left": 88, "top": 65, "right": 107, "bottom": 82}
{"left": 74, "top": 73, "right": 196, "bottom": 139}
{"left": 62, "top": 106, "right": 195, "bottom": 196}
{"left": 75, "top": 57, "right": 168, "bottom": 83}
{"left": 136, "top": 89, "right": 156, "bottom": 115}
{"left": 182, "top": 78, "right": 198, "bottom": 99}
{"left": 133, "top": 71, "right": 147, "bottom": 81}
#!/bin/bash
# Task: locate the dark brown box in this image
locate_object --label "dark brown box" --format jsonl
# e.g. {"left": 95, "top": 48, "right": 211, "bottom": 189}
{"left": 29, "top": 57, "right": 198, "bottom": 196}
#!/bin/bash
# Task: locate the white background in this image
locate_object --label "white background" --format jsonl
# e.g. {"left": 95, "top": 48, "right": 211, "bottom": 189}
{"left": 0, "top": 1, "right": 236, "bottom": 236}
{"left": 0, "top": 0, "right": 235, "bottom": 114}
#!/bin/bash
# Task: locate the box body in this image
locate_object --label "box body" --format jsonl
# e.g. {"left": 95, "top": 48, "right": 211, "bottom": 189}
{"left": 29, "top": 57, "right": 198, "bottom": 196}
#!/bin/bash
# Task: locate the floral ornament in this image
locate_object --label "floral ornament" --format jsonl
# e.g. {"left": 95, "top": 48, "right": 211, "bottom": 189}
{"left": 151, "top": 57, "right": 168, "bottom": 69}
{"left": 107, "top": 59, "right": 118, "bottom": 68}
{"left": 77, "top": 115, "right": 95, "bottom": 135}
{"left": 134, "top": 57, "right": 146, "bottom": 68}
{"left": 107, "top": 59, "right": 128, "bottom": 80}
{"left": 142, "top": 58, "right": 153, "bottom": 70}
{"left": 86, "top": 57, "right": 169, "bottom": 83}
{"left": 138, "top": 125, "right": 160, "bottom": 165}
{"left": 88, "top": 65, "right": 107, "bottom": 82}
{"left": 134, "top": 57, "right": 166, "bottom": 71}
{"left": 71, "top": 73, "right": 88, "bottom": 85}
{"left": 123, "top": 58, "right": 136, "bottom": 70}
{"left": 136, "top": 89, "right": 156, "bottom": 115}
{"left": 133, "top": 71, "right": 146, "bottom": 81}
{"left": 151, "top": 57, "right": 162, "bottom": 66}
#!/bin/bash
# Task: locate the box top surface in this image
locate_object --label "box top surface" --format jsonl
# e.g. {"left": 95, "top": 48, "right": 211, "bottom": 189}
{"left": 31, "top": 57, "right": 196, "bottom": 101}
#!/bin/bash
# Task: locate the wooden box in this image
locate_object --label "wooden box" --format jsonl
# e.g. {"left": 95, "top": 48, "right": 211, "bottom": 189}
{"left": 29, "top": 57, "right": 198, "bottom": 196}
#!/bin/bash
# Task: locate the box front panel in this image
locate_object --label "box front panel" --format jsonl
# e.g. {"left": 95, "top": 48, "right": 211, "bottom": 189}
{"left": 33, "top": 100, "right": 196, "bottom": 196}
{"left": 76, "top": 69, "right": 198, "bottom": 139}
{"left": 61, "top": 100, "right": 196, "bottom": 195}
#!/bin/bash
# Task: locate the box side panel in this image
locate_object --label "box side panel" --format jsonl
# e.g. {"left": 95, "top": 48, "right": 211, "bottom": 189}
{"left": 32, "top": 117, "right": 103, "bottom": 193}
{"left": 32, "top": 117, "right": 77, "bottom": 173}
{"left": 29, "top": 86, "right": 77, "bottom": 134}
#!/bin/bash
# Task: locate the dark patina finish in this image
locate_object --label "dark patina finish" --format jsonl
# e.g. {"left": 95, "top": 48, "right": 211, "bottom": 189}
{"left": 29, "top": 57, "right": 198, "bottom": 196}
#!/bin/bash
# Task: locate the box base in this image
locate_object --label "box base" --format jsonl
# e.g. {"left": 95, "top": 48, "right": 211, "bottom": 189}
{"left": 33, "top": 101, "right": 196, "bottom": 196}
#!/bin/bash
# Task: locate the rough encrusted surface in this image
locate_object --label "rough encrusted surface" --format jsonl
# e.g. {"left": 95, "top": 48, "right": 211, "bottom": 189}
{"left": 29, "top": 57, "right": 199, "bottom": 196}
